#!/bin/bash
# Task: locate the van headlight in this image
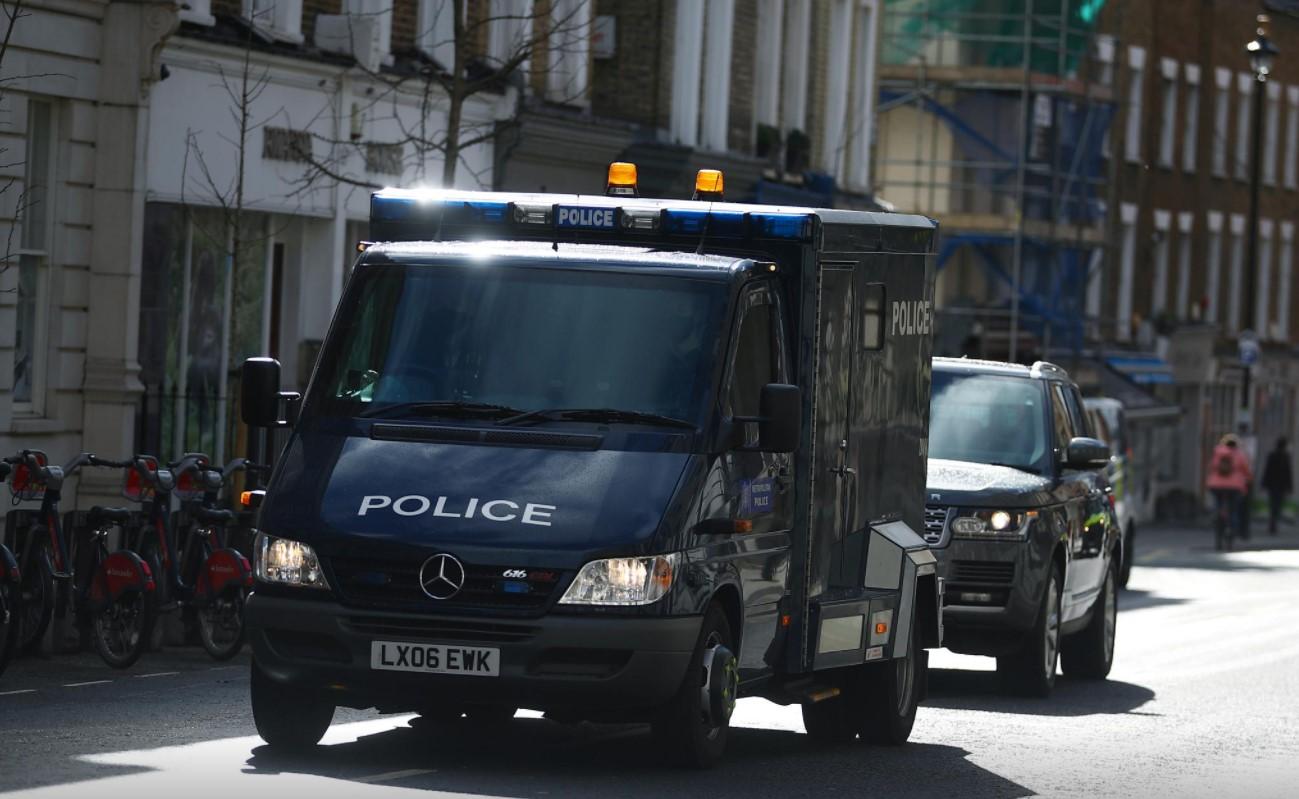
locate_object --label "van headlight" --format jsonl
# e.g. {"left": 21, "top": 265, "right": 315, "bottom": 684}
{"left": 254, "top": 532, "right": 330, "bottom": 589}
{"left": 559, "top": 553, "right": 681, "bottom": 606}
{"left": 950, "top": 510, "right": 1035, "bottom": 540}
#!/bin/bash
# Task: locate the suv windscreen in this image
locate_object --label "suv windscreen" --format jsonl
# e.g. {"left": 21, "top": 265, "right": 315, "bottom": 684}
{"left": 309, "top": 262, "right": 729, "bottom": 424}
{"left": 929, "top": 371, "right": 1050, "bottom": 473}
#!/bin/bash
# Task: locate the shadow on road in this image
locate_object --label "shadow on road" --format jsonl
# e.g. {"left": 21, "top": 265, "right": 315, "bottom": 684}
{"left": 245, "top": 718, "right": 1033, "bottom": 798}
{"left": 1119, "top": 588, "right": 1188, "bottom": 612}
{"left": 925, "top": 668, "right": 1155, "bottom": 717}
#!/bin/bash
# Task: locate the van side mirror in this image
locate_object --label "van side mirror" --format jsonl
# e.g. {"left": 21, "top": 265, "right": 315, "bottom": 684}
{"left": 758, "top": 383, "right": 801, "bottom": 453}
{"left": 1065, "top": 437, "right": 1110, "bottom": 470}
{"left": 241, "top": 357, "right": 301, "bottom": 428}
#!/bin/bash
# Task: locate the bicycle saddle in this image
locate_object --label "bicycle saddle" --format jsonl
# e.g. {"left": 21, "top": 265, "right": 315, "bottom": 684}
{"left": 88, "top": 506, "right": 133, "bottom": 525}
{"left": 194, "top": 507, "right": 236, "bottom": 525}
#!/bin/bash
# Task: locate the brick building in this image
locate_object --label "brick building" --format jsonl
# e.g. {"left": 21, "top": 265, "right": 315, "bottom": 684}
{"left": 1097, "top": 0, "right": 1299, "bottom": 506}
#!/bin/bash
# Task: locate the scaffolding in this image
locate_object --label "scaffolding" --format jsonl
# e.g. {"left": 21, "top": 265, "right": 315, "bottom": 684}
{"left": 877, "top": 0, "right": 1115, "bottom": 361}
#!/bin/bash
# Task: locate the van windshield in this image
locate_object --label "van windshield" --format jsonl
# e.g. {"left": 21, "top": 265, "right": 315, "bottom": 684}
{"left": 928, "top": 371, "right": 1050, "bottom": 473}
{"left": 309, "top": 262, "right": 729, "bottom": 425}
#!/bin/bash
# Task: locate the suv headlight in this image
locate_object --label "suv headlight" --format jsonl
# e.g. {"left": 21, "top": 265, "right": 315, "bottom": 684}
{"left": 559, "top": 553, "right": 681, "bottom": 606}
{"left": 951, "top": 510, "right": 1035, "bottom": 540}
{"left": 254, "top": 532, "right": 330, "bottom": 589}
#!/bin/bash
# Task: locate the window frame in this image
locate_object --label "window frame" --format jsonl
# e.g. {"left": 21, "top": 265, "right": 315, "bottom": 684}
{"left": 722, "top": 280, "right": 787, "bottom": 421}
{"left": 13, "top": 98, "right": 57, "bottom": 417}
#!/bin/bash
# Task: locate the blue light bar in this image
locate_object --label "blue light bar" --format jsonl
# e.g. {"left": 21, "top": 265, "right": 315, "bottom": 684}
{"left": 370, "top": 196, "right": 510, "bottom": 226}
{"left": 660, "top": 209, "right": 747, "bottom": 237}
{"left": 371, "top": 196, "right": 418, "bottom": 222}
{"left": 750, "top": 212, "right": 814, "bottom": 241}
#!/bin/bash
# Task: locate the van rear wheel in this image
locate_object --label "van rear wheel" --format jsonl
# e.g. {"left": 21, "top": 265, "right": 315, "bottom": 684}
{"left": 251, "top": 659, "right": 335, "bottom": 751}
{"left": 859, "top": 647, "right": 924, "bottom": 745}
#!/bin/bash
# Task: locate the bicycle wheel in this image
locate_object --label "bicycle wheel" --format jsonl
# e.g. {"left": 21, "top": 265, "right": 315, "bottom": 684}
{"left": 17, "top": 546, "right": 54, "bottom": 655}
{"left": 197, "top": 587, "right": 245, "bottom": 661}
{"left": 92, "top": 588, "right": 155, "bottom": 669}
{"left": 0, "top": 582, "right": 16, "bottom": 676}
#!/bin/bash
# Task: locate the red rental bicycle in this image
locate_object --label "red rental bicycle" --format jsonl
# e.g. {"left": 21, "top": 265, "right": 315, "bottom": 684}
{"left": 0, "top": 534, "right": 19, "bottom": 677}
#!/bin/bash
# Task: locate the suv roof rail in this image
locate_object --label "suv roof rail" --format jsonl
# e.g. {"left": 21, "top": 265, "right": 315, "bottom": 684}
{"left": 1030, "top": 360, "right": 1069, "bottom": 379}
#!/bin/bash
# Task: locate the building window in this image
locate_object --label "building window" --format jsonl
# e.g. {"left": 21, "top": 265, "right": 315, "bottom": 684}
{"left": 1175, "top": 212, "right": 1193, "bottom": 319}
{"left": 344, "top": 0, "right": 393, "bottom": 61}
{"left": 416, "top": 0, "right": 456, "bottom": 69}
{"left": 1094, "top": 34, "right": 1115, "bottom": 87}
{"left": 546, "top": 0, "right": 592, "bottom": 105}
{"left": 1117, "top": 203, "right": 1138, "bottom": 341}
{"left": 1280, "top": 222, "right": 1295, "bottom": 339}
{"left": 1258, "top": 219, "right": 1275, "bottom": 338}
{"left": 1265, "top": 81, "right": 1281, "bottom": 186}
{"left": 1152, "top": 209, "right": 1171, "bottom": 315}
{"left": 245, "top": 0, "right": 303, "bottom": 42}
{"left": 1213, "top": 67, "right": 1231, "bottom": 177}
{"left": 1237, "top": 73, "right": 1254, "bottom": 181}
{"left": 13, "top": 100, "right": 54, "bottom": 411}
{"left": 1228, "top": 213, "right": 1246, "bottom": 332}
{"left": 180, "top": 0, "right": 215, "bottom": 25}
{"left": 1124, "top": 46, "right": 1145, "bottom": 164}
{"left": 1157, "top": 58, "right": 1178, "bottom": 168}
{"left": 1205, "top": 211, "right": 1224, "bottom": 323}
{"left": 487, "top": 0, "right": 532, "bottom": 71}
{"left": 1182, "top": 64, "right": 1200, "bottom": 173}
{"left": 1286, "top": 86, "right": 1299, "bottom": 190}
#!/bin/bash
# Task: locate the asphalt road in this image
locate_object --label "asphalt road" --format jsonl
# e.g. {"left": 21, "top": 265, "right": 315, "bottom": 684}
{"left": 3, "top": 523, "right": 1298, "bottom": 798}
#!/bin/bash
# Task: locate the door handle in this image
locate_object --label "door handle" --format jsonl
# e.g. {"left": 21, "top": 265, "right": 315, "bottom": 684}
{"left": 830, "top": 466, "right": 857, "bottom": 477}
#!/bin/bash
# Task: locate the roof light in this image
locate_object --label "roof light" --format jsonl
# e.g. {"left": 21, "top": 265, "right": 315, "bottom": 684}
{"left": 750, "top": 212, "right": 814, "bottom": 241}
{"left": 693, "top": 169, "right": 724, "bottom": 201}
{"left": 512, "top": 203, "right": 552, "bottom": 226}
{"left": 619, "top": 207, "right": 660, "bottom": 232}
{"left": 606, "top": 162, "right": 638, "bottom": 197}
{"left": 661, "top": 209, "right": 746, "bottom": 237}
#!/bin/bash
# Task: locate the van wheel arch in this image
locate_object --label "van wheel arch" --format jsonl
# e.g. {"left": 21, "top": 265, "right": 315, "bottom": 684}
{"left": 710, "top": 583, "right": 743, "bottom": 655}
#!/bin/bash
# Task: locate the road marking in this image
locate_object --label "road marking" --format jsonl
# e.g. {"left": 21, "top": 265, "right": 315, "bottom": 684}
{"left": 354, "top": 768, "right": 435, "bottom": 784}
{"left": 63, "top": 680, "right": 112, "bottom": 688}
{"left": 133, "top": 671, "right": 179, "bottom": 679}
{"left": 0, "top": 689, "right": 36, "bottom": 696}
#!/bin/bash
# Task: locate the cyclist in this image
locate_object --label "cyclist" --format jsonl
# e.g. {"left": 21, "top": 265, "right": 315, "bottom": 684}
{"left": 1207, "top": 434, "right": 1253, "bottom": 551}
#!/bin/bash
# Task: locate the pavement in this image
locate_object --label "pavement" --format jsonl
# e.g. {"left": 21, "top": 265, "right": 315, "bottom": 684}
{"left": 2, "top": 520, "right": 1299, "bottom": 798}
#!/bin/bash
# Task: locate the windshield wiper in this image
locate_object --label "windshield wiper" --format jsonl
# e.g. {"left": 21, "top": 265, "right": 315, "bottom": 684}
{"left": 358, "top": 401, "right": 525, "bottom": 420}
{"left": 989, "top": 462, "right": 1042, "bottom": 475}
{"left": 496, "top": 407, "right": 697, "bottom": 430}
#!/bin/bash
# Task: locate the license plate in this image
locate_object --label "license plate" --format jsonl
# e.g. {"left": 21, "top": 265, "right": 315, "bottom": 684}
{"left": 370, "top": 641, "right": 500, "bottom": 677}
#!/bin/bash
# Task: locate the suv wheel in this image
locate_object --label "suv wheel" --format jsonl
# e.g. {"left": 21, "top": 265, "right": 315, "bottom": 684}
{"left": 997, "top": 569, "right": 1060, "bottom": 698}
{"left": 1061, "top": 561, "right": 1117, "bottom": 679}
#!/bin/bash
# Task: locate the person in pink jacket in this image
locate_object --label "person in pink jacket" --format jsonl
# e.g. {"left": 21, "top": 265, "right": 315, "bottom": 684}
{"left": 1206, "top": 434, "right": 1253, "bottom": 545}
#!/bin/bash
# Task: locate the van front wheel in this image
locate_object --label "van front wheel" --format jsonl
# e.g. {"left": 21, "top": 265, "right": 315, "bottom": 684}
{"left": 651, "top": 605, "right": 737, "bottom": 768}
{"left": 251, "top": 660, "right": 335, "bottom": 751}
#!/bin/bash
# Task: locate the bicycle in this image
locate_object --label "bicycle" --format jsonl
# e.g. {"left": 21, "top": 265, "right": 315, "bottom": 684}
{"left": 1212, "top": 488, "right": 1241, "bottom": 552}
{"left": 170, "top": 454, "right": 258, "bottom": 660}
{"left": 3, "top": 450, "right": 71, "bottom": 654}
{"left": 0, "top": 532, "right": 19, "bottom": 677}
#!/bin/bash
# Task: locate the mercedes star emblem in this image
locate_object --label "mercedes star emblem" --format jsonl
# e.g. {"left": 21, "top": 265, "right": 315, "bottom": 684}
{"left": 419, "top": 553, "right": 466, "bottom": 600}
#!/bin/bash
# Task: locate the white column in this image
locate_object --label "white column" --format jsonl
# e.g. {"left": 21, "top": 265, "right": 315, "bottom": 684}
{"left": 1280, "top": 222, "right": 1295, "bottom": 339}
{"left": 847, "top": 0, "right": 881, "bottom": 191}
{"left": 754, "top": 0, "right": 784, "bottom": 128}
{"left": 1125, "top": 46, "right": 1146, "bottom": 164}
{"left": 1175, "top": 212, "right": 1193, "bottom": 318}
{"left": 1265, "top": 81, "right": 1281, "bottom": 185}
{"left": 1152, "top": 210, "right": 1172, "bottom": 314}
{"left": 1258, "top": 218, "right": 1275, "bottom": 338}
{"left": 671, "top": 0, "right": 706, "bottom": 147}
{"left": 1229, "top": 213, "right": 1246, "bottom": 332}
{"left": 417, "top": 0, "right": 456, "bottom": 69}
{"left": 1285, "top": 85, "right": 1299, "bottom": 189}
{"left": 1182, "top": 64, "right": 1200, "bottom": 173}
{"left": 700, "top": 0, "right": 736, "bottom": 152}
{"left": 821, "top": 0, "right": 854, "bottom": 178}
{"left": 1118, "top": 203, "right": 1139, "bottom": 342}
{"left": 1237, "top": 73, "right": 1254, "bottom": 181}
{"left": 782, "top": 0, "right": 812, "bottom": 133}
{"left": 1206, "top": 210, "right": 1224, "bottom": 323}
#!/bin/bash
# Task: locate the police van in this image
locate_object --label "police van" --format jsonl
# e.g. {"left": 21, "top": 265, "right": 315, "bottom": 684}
{"left": 239, "top": 165, "right": 942, "bottom": 766}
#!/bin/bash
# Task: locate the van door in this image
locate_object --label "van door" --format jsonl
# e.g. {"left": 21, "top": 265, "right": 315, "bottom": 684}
{"left": 809, "top": 265, "right": 856, "bottom": 599}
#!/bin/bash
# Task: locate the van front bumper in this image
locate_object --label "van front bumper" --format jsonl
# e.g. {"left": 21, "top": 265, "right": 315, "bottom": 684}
{"left": 246, "top": 593, "right": 702, "bottom": 716}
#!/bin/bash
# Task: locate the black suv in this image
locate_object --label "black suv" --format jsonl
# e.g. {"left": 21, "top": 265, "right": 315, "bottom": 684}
{"left": 924, "top": 358, "right": 1120, "bottom": 696}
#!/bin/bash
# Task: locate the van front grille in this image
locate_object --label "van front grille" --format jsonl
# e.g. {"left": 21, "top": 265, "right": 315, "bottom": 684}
{"left": 328, "top": 555, "right": 567, "bottom": 616}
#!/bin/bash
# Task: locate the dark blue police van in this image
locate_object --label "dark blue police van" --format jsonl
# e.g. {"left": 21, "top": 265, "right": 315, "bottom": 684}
{"left": 239, "top": 166, "right": 943, "bottom": 766}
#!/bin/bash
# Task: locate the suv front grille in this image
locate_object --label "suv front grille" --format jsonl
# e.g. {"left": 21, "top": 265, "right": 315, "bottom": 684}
{"left": 950, "top": 560, "right": 1016, "bottom": 585}
{"left": 923, "top": 506, "right": 949, "bottom": 546}
{"left": 328, "top": 555, "right": 566, "bottom": 616}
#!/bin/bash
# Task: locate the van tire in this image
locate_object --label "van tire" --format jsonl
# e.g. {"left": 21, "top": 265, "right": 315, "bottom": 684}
{"left": 251, "top": 659, "right": 335, "bottom": 751}
{"left": 1061, "top": 561, "right": 1117, "bottom": 680}
{"left": 652, "top": 605, "right": 735, "bottom": 768}
{"left": 859, "top": 646, "right": 924, "bottom": 745}
{"left": 801, "top": 676, "right": 860, "bottom": 744}
{"left": 997, "top": 568, "right": 1061, "bottom": 698}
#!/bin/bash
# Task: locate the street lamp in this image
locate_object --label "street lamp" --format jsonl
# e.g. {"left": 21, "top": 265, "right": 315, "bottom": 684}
{"left": 1241, "top": 15, "right": 1278, "bottom": 422}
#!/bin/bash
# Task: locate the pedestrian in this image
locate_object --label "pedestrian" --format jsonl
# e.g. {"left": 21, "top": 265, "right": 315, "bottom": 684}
{"left": 1206, "top": 434, "right": 1253, "bottom": 549}
{"left": 1261, "top": 437, "right": 1293, "bottom": 535}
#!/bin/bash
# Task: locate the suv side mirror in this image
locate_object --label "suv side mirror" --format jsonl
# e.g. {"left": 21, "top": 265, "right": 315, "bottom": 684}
{"left": 757, "top": 383, "right": 801, "bottom": 453}
{"left": 1065, "top": 436, "right": 1110, "bottom": 470}
{"left": 241, "top": 357, "right": 301, "bottom": 428}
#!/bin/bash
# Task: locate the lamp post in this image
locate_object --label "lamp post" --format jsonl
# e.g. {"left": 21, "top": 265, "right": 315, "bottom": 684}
{"left": 1242, "top": 15, "right": 1278, "bottom": 423}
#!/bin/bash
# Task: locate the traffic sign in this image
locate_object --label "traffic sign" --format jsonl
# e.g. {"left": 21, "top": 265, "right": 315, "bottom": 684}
{"left": 1239, "top": 330, "right": 1260, "bottom": 366}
